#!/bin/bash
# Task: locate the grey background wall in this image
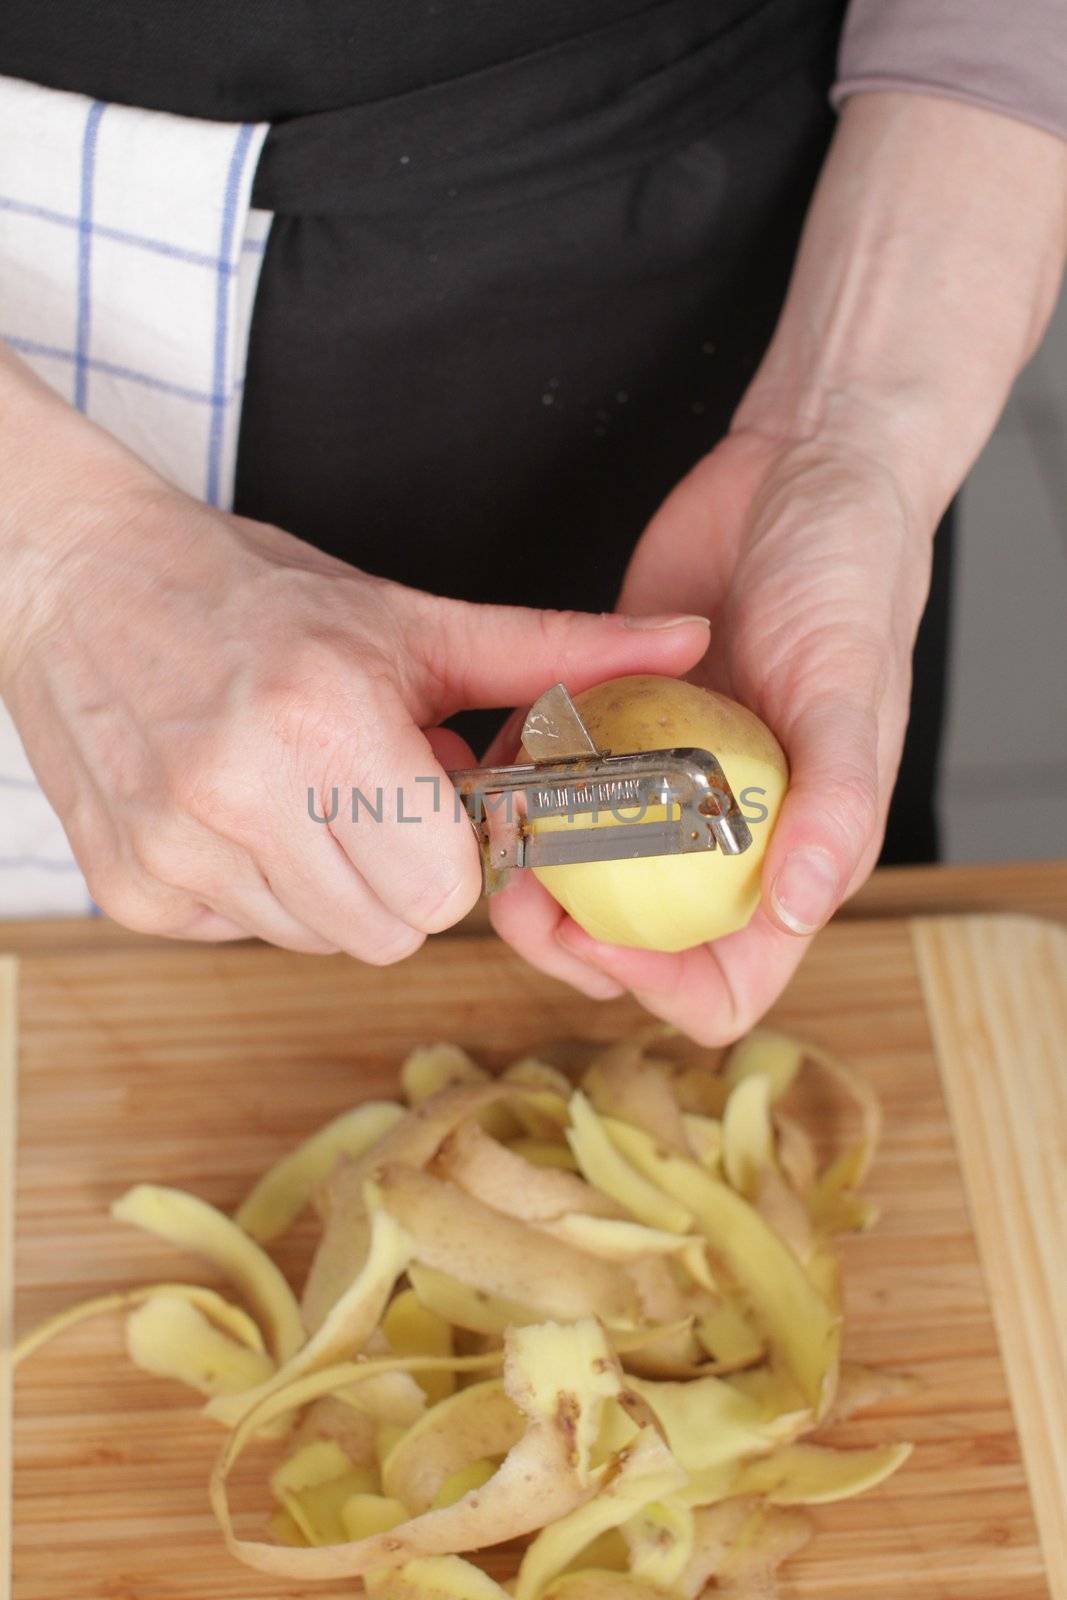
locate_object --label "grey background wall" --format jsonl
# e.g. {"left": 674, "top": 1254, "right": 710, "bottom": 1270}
{"left": 941, "top": 283, "right": 1067, "bottom": 860}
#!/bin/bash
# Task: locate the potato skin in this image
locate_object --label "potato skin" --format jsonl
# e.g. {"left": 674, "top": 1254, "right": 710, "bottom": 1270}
{"left": 529, "top": 676, "right": 788, "bottom": 952}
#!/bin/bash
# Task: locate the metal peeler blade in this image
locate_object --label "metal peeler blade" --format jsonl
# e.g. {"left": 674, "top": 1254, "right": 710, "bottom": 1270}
{"left": 520, "top": 682, "right": 600, "bottom": 762}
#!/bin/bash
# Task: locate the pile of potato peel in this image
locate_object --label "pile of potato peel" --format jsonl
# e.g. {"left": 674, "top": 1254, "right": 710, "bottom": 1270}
{"left": 16, "top": 1028, "right": 916, "bottom": 1598}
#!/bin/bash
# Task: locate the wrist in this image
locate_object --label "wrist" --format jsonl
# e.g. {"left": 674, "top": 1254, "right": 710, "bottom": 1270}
{"left": 734, "top": 92, "right": 1067, "bottom": 529}
{"left": 733, "top": 377, "right": 956, "bottom": 536}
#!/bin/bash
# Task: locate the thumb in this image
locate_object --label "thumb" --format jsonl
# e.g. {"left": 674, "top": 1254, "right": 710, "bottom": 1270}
{"left": 415, "top": 596, "right": 711, "bottom": 717}
{"left": 762, "top": 691, "right": 884, "bottom": 938}
{"left": 423, "top": 725, "right": 477, "bottom": 771}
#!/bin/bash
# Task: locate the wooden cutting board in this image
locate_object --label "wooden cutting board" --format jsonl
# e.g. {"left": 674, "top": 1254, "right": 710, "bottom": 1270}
{"left": 4, "top": 914, "right": 1066, "bottom": 1600}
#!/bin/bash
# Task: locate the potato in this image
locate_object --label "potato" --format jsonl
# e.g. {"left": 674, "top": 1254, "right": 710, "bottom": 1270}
{"left": 528, "top": 675, "right": 787, "bottom": 951}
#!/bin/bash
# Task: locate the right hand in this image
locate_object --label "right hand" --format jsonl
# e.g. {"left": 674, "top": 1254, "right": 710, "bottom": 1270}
{"left": 0, "top": 353, "right": 710, "bottom": 972}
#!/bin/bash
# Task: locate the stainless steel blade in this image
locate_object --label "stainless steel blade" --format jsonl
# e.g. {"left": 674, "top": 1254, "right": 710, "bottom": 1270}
{"left": 520, "top": 819, "right": 707, "bottom": 869}
{"left": 520, "top": 682, "right": 599, "bottom": 762}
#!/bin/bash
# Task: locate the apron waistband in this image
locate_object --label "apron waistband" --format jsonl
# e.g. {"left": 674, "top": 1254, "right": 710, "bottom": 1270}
{"left": 253, "top": 0, "right": 846, "bottom": 217}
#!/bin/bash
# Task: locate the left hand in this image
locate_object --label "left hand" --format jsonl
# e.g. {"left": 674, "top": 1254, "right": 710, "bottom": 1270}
{"left": 488, "top": 425, "right": 934, "bottom": 1042}
{"left": 490, "top": 89, "right": 1067, "bottom": 1041}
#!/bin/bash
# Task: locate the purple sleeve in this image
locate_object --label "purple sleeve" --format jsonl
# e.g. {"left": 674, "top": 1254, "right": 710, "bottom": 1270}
{"left": 832, "top": 0, "right": 1067, "bottom": 141}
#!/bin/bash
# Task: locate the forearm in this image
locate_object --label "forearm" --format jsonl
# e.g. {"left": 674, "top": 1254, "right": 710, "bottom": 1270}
{"left": 0, "top": 340, "right": 157, "bottom": 526}
{"left": 0, "top": 342, "right": 159, "bottom": 684}
{"left": 734, "top": 91, "right": 1067, "bottom": 527}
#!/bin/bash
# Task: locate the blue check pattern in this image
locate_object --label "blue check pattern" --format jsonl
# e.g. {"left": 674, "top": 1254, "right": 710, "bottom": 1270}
{"left": 0, "top": 75, "right": 271, "bottom": 913}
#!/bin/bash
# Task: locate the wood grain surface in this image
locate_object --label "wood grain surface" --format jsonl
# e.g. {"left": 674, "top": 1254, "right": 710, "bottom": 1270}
{"left": 1, "top": 856, "right": 1066, "bottom": 961}
{"left": 5, "top": 918, "right": 1063, "bottom": 1599}
{"left": 914, "top": 916, "right": 1067, "bottom": 1599}
{"left": 1, "top": 958, "right": 15, "bottom": 1600}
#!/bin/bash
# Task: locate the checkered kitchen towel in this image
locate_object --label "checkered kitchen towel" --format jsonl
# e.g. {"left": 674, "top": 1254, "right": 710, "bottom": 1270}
{"left": 0, "top": 74, "right": 271, "bottom": 915}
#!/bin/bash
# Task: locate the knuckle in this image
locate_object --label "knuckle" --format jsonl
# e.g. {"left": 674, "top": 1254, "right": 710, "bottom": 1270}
{"left": 275, "top": 930, "right": 342, "bottom": 956}
{"left": 128, "top": 815, "right": 187, "bottom": 885}
{"left": 83, "top": 866, "right": 138, "bottom": 928}
{"left": 257, "top": 636, "right": 393, "bottom": 751}
{"left": 404, "top": 591, "right": 464, "bottom": 695}
{"left": 721, "top": 995, "right": 761, "bottom": 1045}
{"left": 401, "top": 862, "right": 481, "bottom": 935}
{"left": 86, "top": 867, "right": 172, "bottom": 935}
{"left": 533, "top": 606, "right": 582, "bottom": 677}
{"left": 688, "top": 1015, "right": 744, "bottom": 1050}
{"left": 172, "top": 759, "right": 268, "bottom": 849}
{"left": 688, "top": 991, "right": 756, "bottom": 1051}
{"left": 255, "top": 654, "right": 401, "bottom": 804}
{"left": 352, "top": 924, "right": 426, "bottom": 967}
{"left": 829, "top": 770, "right": 880, "bottom": 847}
{"left": 169, "top": 756, "right": 222, "bottom": 821}
{"left": 257, "top": 661, "right": 341, "bottom": 753}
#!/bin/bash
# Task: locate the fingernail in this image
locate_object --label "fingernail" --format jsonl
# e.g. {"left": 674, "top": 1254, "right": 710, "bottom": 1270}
{"left": 771, "top": 847, "right": 840, "bottom": 936}
{"left": 622, "top": 612, "right": 711, "bottom": 631}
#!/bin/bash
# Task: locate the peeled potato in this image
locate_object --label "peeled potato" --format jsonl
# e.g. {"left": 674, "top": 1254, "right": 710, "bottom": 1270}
{"left": 528, "top": 675, "right": 787, "bottom": 951}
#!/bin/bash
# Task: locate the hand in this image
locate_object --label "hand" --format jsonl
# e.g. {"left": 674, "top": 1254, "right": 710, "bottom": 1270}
{"left": 0, "top": 349, "right": 711, "bottom": 958}
{"left": 489, "top": 427, "right": 932, "bottom": 1035}
{"left": 491, "top": 91, "right": 1067, "bottom": 1038}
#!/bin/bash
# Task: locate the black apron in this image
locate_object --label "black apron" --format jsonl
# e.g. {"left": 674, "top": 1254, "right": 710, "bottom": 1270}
{"left": 3, "top": 0, "right": 952, "bottom": 862}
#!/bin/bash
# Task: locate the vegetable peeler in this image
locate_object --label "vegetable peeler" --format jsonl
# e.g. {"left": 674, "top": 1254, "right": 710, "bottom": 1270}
{"left": 448, "top": 683, "right": 753, "bottom": 894}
